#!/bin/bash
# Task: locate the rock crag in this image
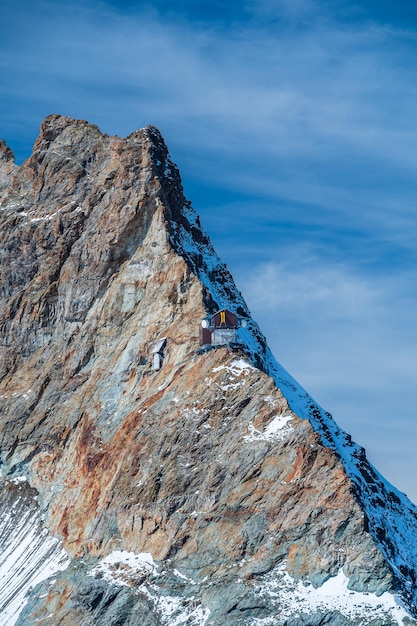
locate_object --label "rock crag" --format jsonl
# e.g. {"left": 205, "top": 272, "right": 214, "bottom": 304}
{"left": 1, "top": 115, "right": 417, "bottom": 625}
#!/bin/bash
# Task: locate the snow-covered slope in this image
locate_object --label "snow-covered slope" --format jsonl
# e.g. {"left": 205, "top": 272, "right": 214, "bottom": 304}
{"left": 0, "top": 479, "right": 69, "bottom": 625}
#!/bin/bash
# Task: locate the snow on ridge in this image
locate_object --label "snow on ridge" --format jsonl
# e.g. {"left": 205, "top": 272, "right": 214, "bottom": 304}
{"left": 259, "top": 340, "right": 417, "bottom": 610}
{"left": 243, "top": 330, "right": 417, "bottom": 615}
{"left": 169, "top": 203, "right": 250, "bottom": 316}
{"left": 170, "top": 203, "right": 417, "bottom": 616}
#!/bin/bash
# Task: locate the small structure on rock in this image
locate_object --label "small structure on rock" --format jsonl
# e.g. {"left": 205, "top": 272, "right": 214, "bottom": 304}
{"left": 151, "top": 337, "right": 167, "bottom": 371}
{"left": 199, "top": 309, "right": 245, "bottom": 347}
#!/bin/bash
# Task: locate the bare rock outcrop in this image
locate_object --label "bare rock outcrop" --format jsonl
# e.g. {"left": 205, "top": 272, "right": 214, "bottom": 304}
{"left": 1, "top": 115, "right": 417, "bottom": 625}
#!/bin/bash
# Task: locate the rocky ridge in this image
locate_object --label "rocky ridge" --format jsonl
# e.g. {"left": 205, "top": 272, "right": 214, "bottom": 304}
{"left": 0, "top": 115, "right": 417, "bottom": 625}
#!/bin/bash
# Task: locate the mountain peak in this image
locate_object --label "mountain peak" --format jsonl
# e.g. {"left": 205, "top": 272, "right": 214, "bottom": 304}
{"left": 0, "top": 139, "right": 15, "bottom": 163}
{"left": 1, "top": 116, "right": 417, "bottom": 625}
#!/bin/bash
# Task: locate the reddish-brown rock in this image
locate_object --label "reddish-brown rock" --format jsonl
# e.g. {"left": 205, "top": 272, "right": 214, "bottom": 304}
{"left": 0, "top": 115, "right": 416, "bottom": 626}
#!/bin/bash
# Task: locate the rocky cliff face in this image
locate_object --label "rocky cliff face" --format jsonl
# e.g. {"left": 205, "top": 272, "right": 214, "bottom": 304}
{"left": 1, "top": 115, "right": 417, "bottom": 625}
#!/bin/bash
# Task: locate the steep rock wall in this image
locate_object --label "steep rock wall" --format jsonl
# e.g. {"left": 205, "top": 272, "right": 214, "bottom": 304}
{"left": 0, "top": 115, "right": 416, "bottom": 625}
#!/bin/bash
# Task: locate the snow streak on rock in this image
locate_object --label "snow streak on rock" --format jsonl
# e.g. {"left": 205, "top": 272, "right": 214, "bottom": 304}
{"left": 0, "top": 479, "right": 70, "bottom": 626}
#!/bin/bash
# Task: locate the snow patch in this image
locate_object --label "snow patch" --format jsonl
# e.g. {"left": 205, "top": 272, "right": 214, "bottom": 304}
{"left": 141, "top": 586, "right": 210, "bottom": 626}
{"left": 264, "top": 414, "right": 293, "bottom": 437}
{"left": 220, "top": 381, "right": 245, "bottom": 391}
{"left": 263, "top": 395, "right": 278, "bottom": 408}
{"left": 180, "top": 405, "right": 202, "bottom": 421}
{"left": 244, "top": 414, "right": 293, "bottom": 443}
{"left": 89, "top": 551, "right": 156, "bottom": 586}
{"left": 256, "top": 564, "right": 410, "bottom": 625}
{"left": 30, "top": 209, "right": 62, "bottom": 222}
{"left": 89, "top": 550, "right": 210, "bottom": 625}
{"left": 173, "top": 568, "right": 196, "bottom": 584}
{"left": 10, "top": 476, "right": 27, "bottom": 484}
{"left": 212, "top": 359, "right": 254, "bottom": 392}
{"left": 229, "top": 359, "right": 255, "bottom": 374}
{"left": 212, "top": 359, "right": 254, "bottom": 376}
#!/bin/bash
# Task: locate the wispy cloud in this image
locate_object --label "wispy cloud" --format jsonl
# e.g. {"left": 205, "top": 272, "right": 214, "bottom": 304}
{"left": 240, "top": 249, "right": 417, "bottom": 384}
{"left": 3, "top": 0, "right": 417, "bottom": 167}
{"left": 238, "top": 250, "right": 417, "bottom": 498}
{"left": 3, "top": 0, "right": 417, "bottom": 219}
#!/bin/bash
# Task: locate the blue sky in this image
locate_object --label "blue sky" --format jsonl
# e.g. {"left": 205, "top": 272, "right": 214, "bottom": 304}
{"left": 1, "top": 0, "right": 417, "bottom": 502}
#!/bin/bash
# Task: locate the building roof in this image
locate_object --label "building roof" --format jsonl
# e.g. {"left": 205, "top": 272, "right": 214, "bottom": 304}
{"left": 151, "top": 337, "right": 167, "bottom": 354}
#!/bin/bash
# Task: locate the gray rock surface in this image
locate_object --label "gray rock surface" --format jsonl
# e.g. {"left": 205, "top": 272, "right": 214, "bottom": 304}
{"left": 0, "top": 115, "right": 416, "bottom": 625}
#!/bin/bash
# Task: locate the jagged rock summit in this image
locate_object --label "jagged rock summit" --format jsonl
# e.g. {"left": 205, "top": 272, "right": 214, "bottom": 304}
{"left": 1, "top": 114, "right": 417, "bottom": 625}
